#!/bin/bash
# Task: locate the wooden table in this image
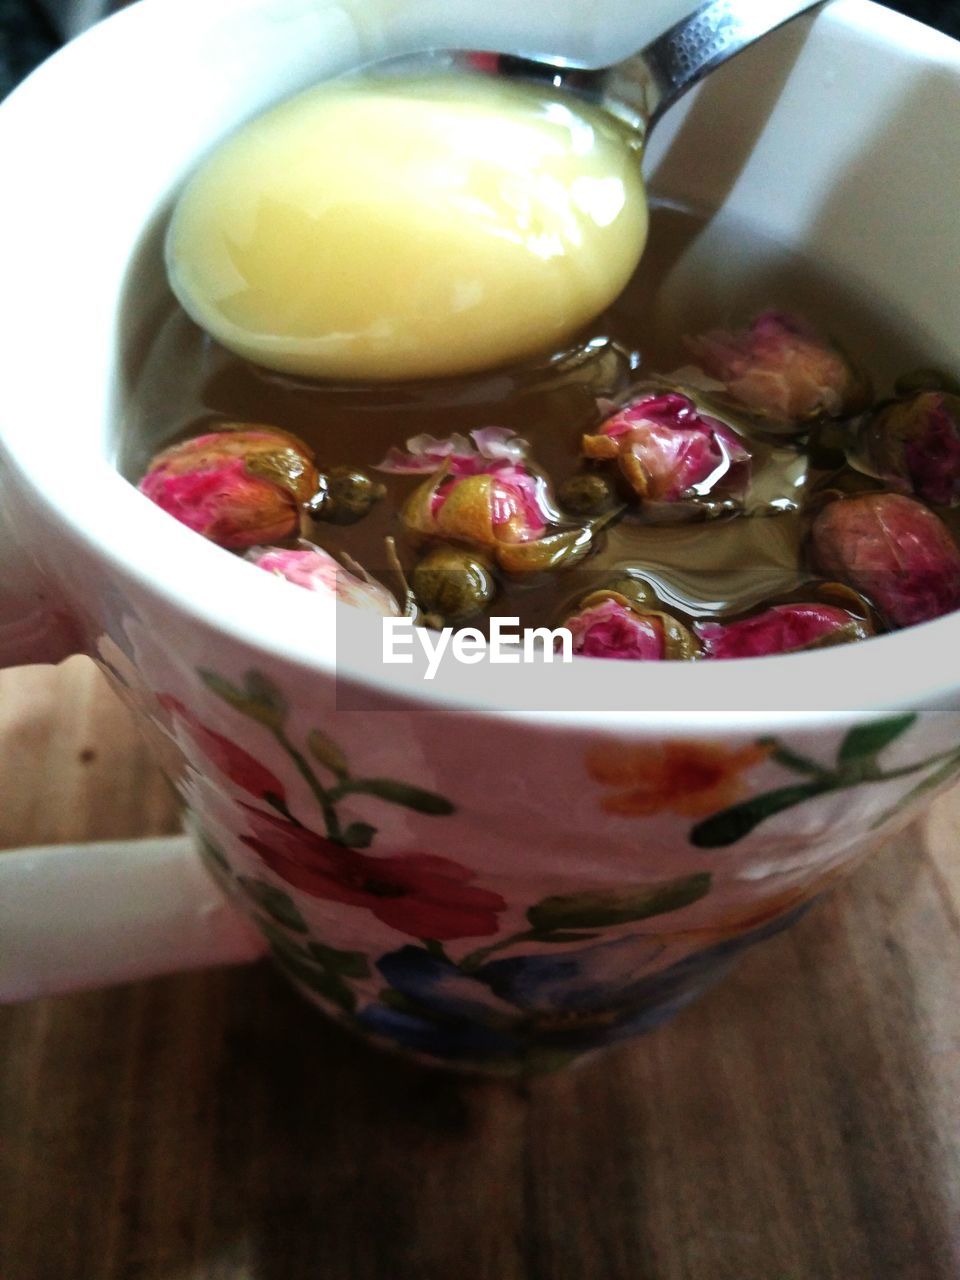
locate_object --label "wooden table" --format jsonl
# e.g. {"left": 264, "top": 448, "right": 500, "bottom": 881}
{"left": 1, "top": 658, "right": 959, "bottom": 1280}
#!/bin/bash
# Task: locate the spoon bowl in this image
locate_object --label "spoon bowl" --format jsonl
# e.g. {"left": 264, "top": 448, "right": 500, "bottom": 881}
{"left": 164, "top": 0, "right": 826, "bottom": 382}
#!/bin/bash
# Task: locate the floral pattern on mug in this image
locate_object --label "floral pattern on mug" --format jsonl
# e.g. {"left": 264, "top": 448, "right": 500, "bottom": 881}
{"left": 586, "top": 740, "right": 771, "bottom": 817}
{"left": 239, "top": 805, "right": 506, "bottom": 940}
{"left": 355, "top": 904, "right": 810, "bottom": 1066}
{"left": 160, "top": 694, "right": 287, "bottom": 806}
{"left": 152, "top": 661, "right": 960, "bottom": 1071}
{"left": 685, "top": 714, "right": 960, "bottom": 847}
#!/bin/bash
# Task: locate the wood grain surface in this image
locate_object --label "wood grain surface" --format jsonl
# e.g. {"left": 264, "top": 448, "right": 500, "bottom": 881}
{"left": 1, "top": 657, "right": 959, "bottom": 1280}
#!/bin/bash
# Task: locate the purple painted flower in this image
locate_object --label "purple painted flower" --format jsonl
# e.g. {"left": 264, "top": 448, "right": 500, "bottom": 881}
{"left": 811, "top": 493, "right": 960, "bottom": 628}
{"left": 686, "top": 311, "right": 867, "bottom": 425}
{"left": 355, "top": 904, "right": 813, "bottom": 1063}
{"left": 582, "top": 391, "right": 750, "bottom": 503}
{"left": 851, "top": 391, "right": 960, "bottom": 507}
{"left": 696, "top": 602, "right": 870, "bottom": 659}
{"left": 247, "top": 545, "right": 399, "bottom": 616}
{"left": 139, "top": 425, "right": 318, "bottom": 549}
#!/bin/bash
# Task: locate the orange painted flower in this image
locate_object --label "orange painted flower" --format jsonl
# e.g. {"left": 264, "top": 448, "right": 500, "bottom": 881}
{"left": 586, "top": 740, "right": 771, "bottom": 818}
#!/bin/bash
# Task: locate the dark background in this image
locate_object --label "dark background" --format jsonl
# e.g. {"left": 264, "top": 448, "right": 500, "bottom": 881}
{"left": 2, "top": 0, "right": 960, "bottom": 99}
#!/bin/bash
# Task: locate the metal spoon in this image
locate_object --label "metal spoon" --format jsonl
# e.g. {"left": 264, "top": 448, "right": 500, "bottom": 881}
{"left": 372, "top": 0, "right": 825, "bottom": 139}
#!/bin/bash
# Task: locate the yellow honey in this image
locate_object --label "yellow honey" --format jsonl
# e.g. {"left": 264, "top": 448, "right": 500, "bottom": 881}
{"left": 166, "top": 72, "right": 648, "bottom": 381}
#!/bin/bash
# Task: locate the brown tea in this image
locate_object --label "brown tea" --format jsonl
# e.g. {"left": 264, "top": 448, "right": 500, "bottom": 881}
{"left": 120, "top": 199, "right": 960, "bottom": 659}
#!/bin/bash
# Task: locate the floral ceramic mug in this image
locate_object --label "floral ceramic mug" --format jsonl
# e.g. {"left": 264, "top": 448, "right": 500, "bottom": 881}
{"left": 2, "top": 0, "right": 960, "bottom": 1072}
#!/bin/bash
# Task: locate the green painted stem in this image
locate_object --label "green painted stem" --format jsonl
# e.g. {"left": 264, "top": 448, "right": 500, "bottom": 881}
{"left": 274, "top": 728, "right": 343, "bottom": 842}
{"left": 460, "top": 930, "right": 538, "bottom": 973}
{"left": 867, "top": 748, "right": 960, "bottom": 785}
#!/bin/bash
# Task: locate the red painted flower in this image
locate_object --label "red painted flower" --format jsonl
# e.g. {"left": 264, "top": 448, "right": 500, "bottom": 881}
{"left": 240, "top": 807, "right": 506, "bottom": 940}
{"left": 159, "top": 695, "right": 286, "bottom": 803}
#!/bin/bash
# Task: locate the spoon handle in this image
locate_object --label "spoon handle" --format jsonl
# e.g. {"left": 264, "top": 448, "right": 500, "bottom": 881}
{"left": 612, "top": 0, "right": 825, "bottom": 130}
{"left": 644, "top": 0, "right": 826, "bottom": 123}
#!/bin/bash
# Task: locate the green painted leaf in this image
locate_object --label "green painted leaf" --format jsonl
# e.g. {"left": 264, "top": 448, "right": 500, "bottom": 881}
{"left": 243, "top": 670, "right": 287, "bottom": 718}
{"left": 533, "top": 931, "right": 601, "bottom": 944}
{"left": 526, "top": 872, "right": 711, "bottom": 932}
{"left": 270, "top": 946, "right": 357, "bottom": 1012}
{"left": 341, "top": 821, "right": 377, "bottom": 849}
{"left": 308, "top": 730, "right": 349, "bottom": 779}
{"left": 838, "top": 714, "right": 917, "bottom": 764}
{"left": 198, "top": 833, "right": 230, "bottom": 875}
{"left": 199, "top": 668, "right": 287, "bottom": 729}
{"left": 308, "top": 943, "right": 370, "bottom": 978}
{"left": 871, "top": 752, "right": 960, "bottom": 830}
{"left": 237, "top": 876, "right": 308, "bottom": 933}
{"left": 761, "top": 739, "right": 829, "bottom": 778}
{"left": 690, "top": 782, "right": 830, "bottom": 848}
{"left": 341, "top": 777, "right": 455, "bottom": 815}
{"left": 255, "top": 918, "right": 305, "bottom": 953}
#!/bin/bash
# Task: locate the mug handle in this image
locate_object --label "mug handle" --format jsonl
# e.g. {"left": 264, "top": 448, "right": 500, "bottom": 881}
{"left": 0, "top": 462, "right": 266, "bottom": 1002}
{"left": 0, "top": 835, "right": 265, "bottom": 1002}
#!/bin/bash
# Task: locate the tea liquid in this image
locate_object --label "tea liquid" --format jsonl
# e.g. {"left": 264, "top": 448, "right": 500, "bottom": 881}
{"left": 117, "top": 201, "right": 938, "bottom": 632}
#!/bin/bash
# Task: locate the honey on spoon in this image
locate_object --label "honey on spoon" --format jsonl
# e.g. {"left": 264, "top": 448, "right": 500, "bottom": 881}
{"left": 165, "top": 0, "right": 822, "bottom": 382}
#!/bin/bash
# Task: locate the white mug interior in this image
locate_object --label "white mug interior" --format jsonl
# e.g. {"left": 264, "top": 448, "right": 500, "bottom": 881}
{"left": 1, "top": 0, "right": 959, "bottom": 722}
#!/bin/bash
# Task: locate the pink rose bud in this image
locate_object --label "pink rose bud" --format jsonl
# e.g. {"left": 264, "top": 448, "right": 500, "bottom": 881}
{"left": 139, "top": 425, "right": 318, "bottom": 550}
{"left": 247, "top": 546, "right": 399, "bottom": 616}
{"left": 565, "top": 597, "right": 666, "bottom": 660}
{"left": 686, "top": 311, "right": 867, "bottom": 426}
{"left": 397, "top": 426, "right": 556, "bottom": 552}
{"left": 851, "top": 391, "right": 960, "bottom": 508}
{"left": 696, "top": 603, "right": 870, "bottom": 659}
{"left": 563, "top": 589, "right": 699, "bottom": 661}
{"left": 401, "top": 447, "right": 595, "bottom": 575}
{"left": 582, "top": 391, "right": 750, "bottom": 503}
{"left": 811, "top": 493, "right": 960, "bottom": 628}
{"left": 376, "top": 426, "right": 528, "bottom": 476}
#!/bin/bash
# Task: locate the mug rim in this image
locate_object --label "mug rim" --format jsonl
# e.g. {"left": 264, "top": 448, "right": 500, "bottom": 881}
{"left": 2, "top": 0, "right": 960, "bottom": 731}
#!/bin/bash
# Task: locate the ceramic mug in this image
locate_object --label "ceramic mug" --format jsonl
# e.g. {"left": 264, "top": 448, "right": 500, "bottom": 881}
{"left": 2, "top": 0, "right": 959, "bottom": 1072}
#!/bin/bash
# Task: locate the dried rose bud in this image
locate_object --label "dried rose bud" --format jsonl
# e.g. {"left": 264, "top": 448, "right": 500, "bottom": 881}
{"left": 375, "top": 426, "right": 528, "bottom": 475}
{"left": 412, "top": 546, "right": 496, "bottom": 623}
{"left": 401, "top": 452, "right": 596, "bottom": 575}
{"left": 810, "top": 493, "right": 960, "bottom": 628}
{"left": 696, "top": 602, "right": 871, "bottom": 659}
{"left": 686, "top": 311, "right": 868, "bottom": 427}
{"left": 582, "top": 391, "right": 750, "bottom": 505}
{"left": 140, "top": 425, "right": 318, "bottom": 550}
{"left": 310, "top": 466, "right": 386, "bottom": 525}
{"left": 247, "top": 545, "right": 399, "bottom": 616}
{"left": 563, "top": 587, "right": 699, "bottom": 661}
{"left": 557, "top": 472, "right": 618, "bottom": 517}
{"left": 849, "top": 392, "right": 960, "bottom": 508}
{"left": 405, "top": 462, "right": 552, "bottom": 543}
